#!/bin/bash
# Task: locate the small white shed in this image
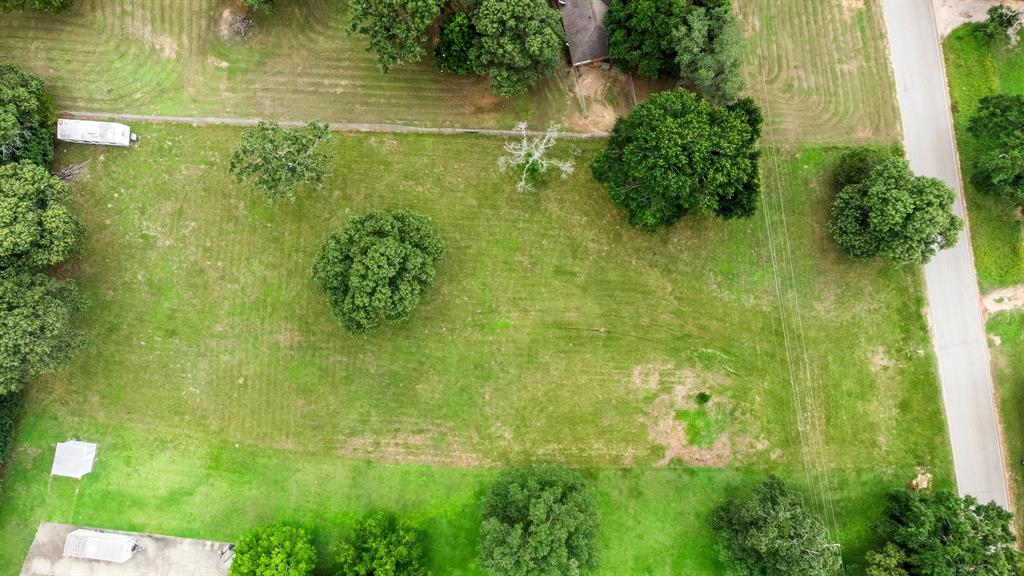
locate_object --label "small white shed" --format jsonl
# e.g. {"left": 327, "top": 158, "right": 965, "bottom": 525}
{"left": 51, "top": 441, "right": 97, "bottom": 479}
{"left": 63, "top": 529, "right": 137, "bottom": 563}
{"left": 57, "top": 119, "right": 136, "bottom": 147}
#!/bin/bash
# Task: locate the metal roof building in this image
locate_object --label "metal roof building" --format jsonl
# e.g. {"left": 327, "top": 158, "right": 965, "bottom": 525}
{"left": 50, "top": 441, "right": 96, "bottom": 479}
{"left": 63, "top": 530, "right": 137, "bottom": 563}
{"left": 561, "top": 0, "right": 610, "bottom": 66}
{"left": 57, "top": 119, "right": 136, "bottom": 147}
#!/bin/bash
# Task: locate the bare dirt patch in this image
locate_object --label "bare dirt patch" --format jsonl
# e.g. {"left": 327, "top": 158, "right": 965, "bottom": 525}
{"left": 983, "top": 284, "right": 1024, "bottom": 314}
{"left": 934, "top": 0, "right": 1024, "bottom": 39}
{"left": 564, "top": 66, "right": 622, "bottom": 132}
{"left": 217, "top": 1, "right": 254, "bottom": 41}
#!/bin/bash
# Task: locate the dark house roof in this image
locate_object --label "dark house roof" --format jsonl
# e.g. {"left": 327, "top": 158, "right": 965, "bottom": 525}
{"left": 561, "top": 0, "right": 610, "bottom": 66}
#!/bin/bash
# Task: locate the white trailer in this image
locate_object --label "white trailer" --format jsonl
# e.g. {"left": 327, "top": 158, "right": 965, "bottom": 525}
{"left": 57, "top": 119, "right": 137, "bottom": 147}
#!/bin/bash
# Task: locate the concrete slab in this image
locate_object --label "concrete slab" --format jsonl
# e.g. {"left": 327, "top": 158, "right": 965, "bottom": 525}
{"left": 20, "top": 522, "right": 233, "bottom": 576}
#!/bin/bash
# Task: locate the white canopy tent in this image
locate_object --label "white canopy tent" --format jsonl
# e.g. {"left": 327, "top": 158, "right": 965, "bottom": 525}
{"left": 50, "top": 441, "right": 96, "bottom": 479}
{"left": 63, "top": 529, "right": 137, "bottom": 563}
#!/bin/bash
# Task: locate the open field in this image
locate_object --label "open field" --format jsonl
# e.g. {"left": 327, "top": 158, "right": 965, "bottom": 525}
{"left": 990, "top": 311, "right": 1024, "bottom": 534}
{"left": 0, "top": 125, "right": 954, "bottom": 572}
{"left": 1, "top": 0, "right": 898, "bottom": 143}
{"left": 943, "top": 24, "right": 1024, "bottom": 291}
{"left": 0, "top": 0, "right": 635, "bottom": 131}
{"left": 735, "top": 0, "right": 901, "bottom": 145}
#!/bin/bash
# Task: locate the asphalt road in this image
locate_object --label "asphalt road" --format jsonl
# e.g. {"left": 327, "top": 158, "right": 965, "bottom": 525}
{"left": 881, "top": 0, "right": 1009, "bottom": 508}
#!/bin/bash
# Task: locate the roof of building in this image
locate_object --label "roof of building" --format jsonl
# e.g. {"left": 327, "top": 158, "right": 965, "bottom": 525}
{"left": 63, "top": 530, "right": 136, "bottom": 563}
{"left": 57, "top": 119, "right": 133, "bottom": 146}
{"left": 50, "top": 441, "right": 96, "bottom": 479}
{"left": 561, "top": 0, "right": 610, "bottom": 66}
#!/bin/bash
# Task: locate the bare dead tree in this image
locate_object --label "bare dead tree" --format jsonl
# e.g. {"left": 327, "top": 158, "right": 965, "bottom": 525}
{"left": 497, "top": 123, "right": 577, "bottom": 192}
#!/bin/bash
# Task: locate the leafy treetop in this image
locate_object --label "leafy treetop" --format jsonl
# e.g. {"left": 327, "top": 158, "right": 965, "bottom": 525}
{"left": 0, "top": 161, "right": 84, "bottom": 271}
{"left": 337, "top": 511, "right": 430, "bottom": 576}
{"left": 229, "top": 524, "right": 317, "bottom": 576}
{"left": 710, "top": 475, "right": 841, "bottom": 576}
{"left": 591, "top": 88, "right": 762, "bottom": 230}
{"left": 967, "top": 93, "right": 1024, "bottom": 208}
{"left": 0, "top": 64, "right": 57, "bottom": 166}
{"left": 312, "top": 210, "right": 444, "bottom": 334}
{"left": 469, "top": 0, "right": 564, "bottom": 97}
{"left": 0, "top": 270, "right": 84, "bottom": 395}
{"left": 827, "top": 155, "right": 962, "bottom": 264}
{"left": 606, "top": 0, "right": 688, "bottom": 79}
{"left": 435, "top": 11, "right": 475, "bottom": 76}
{"left": 349, "top": 0, "right": 444, "bottom": 73}
{"left": 479, "top": 466, "right": 601, "bottom": 576}
{"left": 869, "top": 488, "right": 1024, "bottom": 575}
{"left": 674, "top": 1, "right": 745, "bottom": 104}
{"left": 229, "top": 121, "right": 334, "bottom": 203}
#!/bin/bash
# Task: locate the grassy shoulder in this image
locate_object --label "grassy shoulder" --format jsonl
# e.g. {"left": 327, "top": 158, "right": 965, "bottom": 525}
{"left": 943, "top": 24, "right": 1024, "bottom": 291}
{"left": 990, "top": 310, "right": 1024, "bottom": 534}
{"left": 0, "top": 125, "right": 953, "bottom": 572}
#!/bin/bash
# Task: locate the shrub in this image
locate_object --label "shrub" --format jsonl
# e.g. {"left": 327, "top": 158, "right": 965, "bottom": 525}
{"left": 591, "top": 89, "right": 762, "bottom": 230}
{"left": 229, "top": 121, "right": 334, "bottom": 203}
{"left": 968, "top": 93, "right": 1024, "bottom": 208}
{"left": 0, "top": 270, "right": 85, "bottom": 395}
{"left": 984, "top": 4, "right": 1021, "bottom": 38}
{"left": 832, "top": 146, "right": 891, "bottom": 191}
{"left": 313, "top": 210, "right": 444, "bottom": 334}
{"left": 606, "top": 0, "right": 687, "bottom": 79}
{"left": 479, "top": 466, "right": 600, "bottom": 576}
{"left": 710, "top": 475, "right": 841, "bottom": 575}
{"left": 349, "top": 0, "right": 444, "bottom": 72}
{"left": 828, "top": 157, "right": 962, "bottom": 264}
{"left": 0, "top": 161, "right": 84, "bottom": 270}
{"left": 435, "top": 11, "right": 475, "bottom": 76}
{"left": 0, "top": 64, "right": 57, "bottom": 166}
{"left": 469, "top": 0, "right": 564, "bottom": 97}
{"left": 0, "top": 391, "right": 22, "bottom": 472}
{"left": 337, "top": 512, "right": 429, "bottom": 576}
{"left": 229, "top": 524, "right": 317, "bottom": 576}
{"left": 868, "top": 488, "right": 1023, "bottom": 575}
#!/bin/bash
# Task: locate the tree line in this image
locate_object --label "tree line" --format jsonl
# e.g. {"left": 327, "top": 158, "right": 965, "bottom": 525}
{"left": 226, "top": 469, "right": 1024, "bottom": 576}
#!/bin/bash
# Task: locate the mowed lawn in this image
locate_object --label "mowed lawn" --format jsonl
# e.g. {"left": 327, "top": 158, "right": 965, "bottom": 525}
{"left": 0, "top": 0, "right": 572, "bottom": 128}
{"left": 0, "top": 125, "right": 953, "bottom": 573}
{"left": 990, "top": 311, "right": 1024, "bottom": 535}
{"left": 943, "top": 25, "right": 1024, "bottom": 290}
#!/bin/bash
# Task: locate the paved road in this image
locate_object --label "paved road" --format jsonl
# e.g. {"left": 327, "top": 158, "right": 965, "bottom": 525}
{"left": 61, "top": 111, "right": 609, "bottom": 139}
{"left": 882, "top": 0, "right": 1009, "bottom": 508}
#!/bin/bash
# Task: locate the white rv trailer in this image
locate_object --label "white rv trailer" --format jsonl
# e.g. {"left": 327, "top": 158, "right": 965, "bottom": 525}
{"left": 57, "top": 119, "right": 137, "bottom": 147}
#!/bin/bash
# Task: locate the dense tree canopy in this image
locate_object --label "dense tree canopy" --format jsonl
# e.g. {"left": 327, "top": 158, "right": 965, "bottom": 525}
{"left": 828, "top": 156, "right": 962, "bottom": 264}
{"left": 0, "top": 390, "right": 22, "bottom": 471}
{"left": 229, "top": 524, "right": 317, "bottom": 576}
{"left": 591, "top": 88, "right": 762, "bottom": 230}
{"left": 479, "top": 467, "right": 600, "bottom": 576}
{"left": 349, "top": 0, "right": 443, "bottom": 73}
{"left": 674, "top": 1, "right": 745, "bottom": 103}
{"left": 229, "top": 121, "right": 334, "bottom": 203}
{"left": 968, "top": 93, "right": 1024, "bottom": 207}
{"left": 0, "top": 64, "right": 57, "bottom": 166}
{"left": 710, "top": 475, "right": 841, "bottom": 576}
{"left": 869, "top": 488, "right": 1023, "bottom": 575}
{"left": 435, "top": 11, "right": 475, "bottom": 76}
{"left": 606, "top": 0, "right": 687, "bottom": 79}
{"left": 469, "top": 0, "right": 564, "bottom": 97}
{"left": 832, "top": 146, "right": 890, "bottom": 191}
{"left": 312, "top": 210, "right": 444, "bottom": 334}
{"left": 0, "top": 0, "right": 73, "bottom": 12}
{"left": 337, "top": 512, "right": 429, "bottom": 576}
{"left": 0, "top": 271, "right": 84, "bottom": 395}
{"left": 0, "top": 161, "right": 84, "bottom": 270}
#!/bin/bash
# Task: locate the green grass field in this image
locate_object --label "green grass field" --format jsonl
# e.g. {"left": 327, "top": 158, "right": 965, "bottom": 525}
{"left": 943, "top": 25, "right": 1024, "bottom": 291}
{"left": 735, "top": 0, "right": 900, "bottom": 145}
{"left": 990, "top": 310, "right": 1024, "bottom": 535}
{"left": 0, "top": 125, "right": 953, "bottom": 573}
{"left": 0, "top": 0, "right": 575, "bottom": 128}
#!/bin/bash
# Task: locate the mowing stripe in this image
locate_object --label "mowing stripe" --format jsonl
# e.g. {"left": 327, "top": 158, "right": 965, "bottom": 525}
{"left": 61, "top": 111, "right": 609, "bottom": 139}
